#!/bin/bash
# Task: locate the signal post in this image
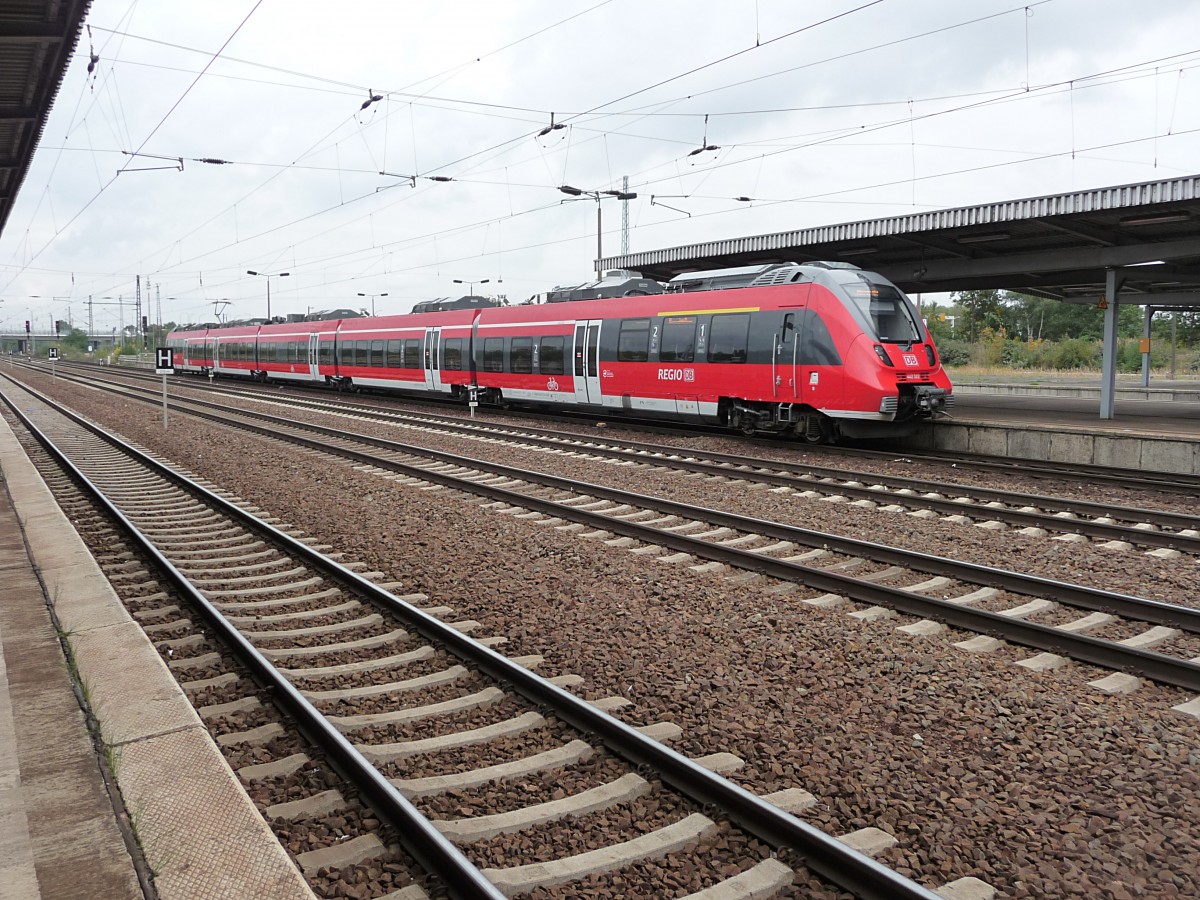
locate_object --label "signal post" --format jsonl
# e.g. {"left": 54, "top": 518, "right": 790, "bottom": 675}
{"left": 155, "top": 347, "right": 174, "bottom": 429}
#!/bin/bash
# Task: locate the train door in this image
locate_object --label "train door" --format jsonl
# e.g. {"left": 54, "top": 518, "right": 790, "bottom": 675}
{"left": 572, "top": 320, "right": 602, "bottom": 404}
{"left": 795, "top": 309, "right": 843, "bottom": 408}
{"left": 424, "top": 327, "right": 442, "bottom": 390}
{"left": 212, "top": 337, "right": 222, "bottom": 373}
{"left": 307, "top": 333, "right": 319, "bottom": 379}
{"left": 774, "top": 311, "right": 801, "bottom": 400}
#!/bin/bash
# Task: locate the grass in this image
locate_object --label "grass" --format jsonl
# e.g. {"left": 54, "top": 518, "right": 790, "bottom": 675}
{"left": 945, "top": 364, "right": 1197, "bottom": 382}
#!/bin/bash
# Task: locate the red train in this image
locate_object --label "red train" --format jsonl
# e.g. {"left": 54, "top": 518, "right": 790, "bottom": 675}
{"left": 167, "top": 262, "right": 953, "bottom": 441}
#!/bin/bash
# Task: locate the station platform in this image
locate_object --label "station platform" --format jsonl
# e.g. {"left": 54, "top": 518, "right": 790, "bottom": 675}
{"left": 0, "top": 415, "right": 314, "bottom": 899}
{"left": 905, "top": 376, "right": 1200, "bottom": 475}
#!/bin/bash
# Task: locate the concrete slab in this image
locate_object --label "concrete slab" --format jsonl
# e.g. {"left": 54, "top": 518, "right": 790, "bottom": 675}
{"left": 1048, "top": 432, "right": 1094, "bottom": 464}
{"left": 964, "top": 427, "right": 1007, "bottom": 457}
{"left": 0, "top": 410, "right": 314, "bottom": 900}
{"left": 1015, "top": 652, "right": 1070, "bottom": 672}
{"left": 935, "top": 876, "right": 997, "bottom": 900}
{"left": 1088, "top": 673, "right": 1143, "bottom": 694}
{"left": 838, "top": 827, "right": 897, "bottom": 856}
{"left": 1141, "top": 439, "right": 1195, "bottom": 475}
{"left": 1093, "top": 436, "right": 1143, "bottom": 469}
{"left": 1006, "top": 429, "right": 1052, "bottom": 461}
{"left": 954, "top": 636, "right": 1004, "bottom": 653}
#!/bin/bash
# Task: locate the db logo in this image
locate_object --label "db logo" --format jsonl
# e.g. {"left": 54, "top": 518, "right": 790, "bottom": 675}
{"left": 546, "top": 377, "right": 560, "bottom": 392}
{"left": 658, "top": 368, "right": 696, "bottom": 382}
{"left": 902, "top": 354, "right": 919, "bottom": 366}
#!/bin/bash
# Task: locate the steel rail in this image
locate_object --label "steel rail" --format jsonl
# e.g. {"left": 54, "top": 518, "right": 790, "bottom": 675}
{"left": 26, "top": 363, "right": 1200, "bottom": 550}
{"left": 2, "top": 376, "right": 943, "bottom": 900}
{"left": 27, "top": 371, "right": 1200, "bottom": 695}
{"left": 803, "top": 441, "right": 1200, "bottom": 494}
{"left": 44, "top": 370, "right": 1200, "bottom": 641}
{"left": 0, "top": 388, "right": 506, "bottom": 899}
{"left": 47, "top": 359, "right": 1200, "bottom": 495}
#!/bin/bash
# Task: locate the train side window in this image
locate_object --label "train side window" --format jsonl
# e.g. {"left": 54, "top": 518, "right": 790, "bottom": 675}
{"left": 539, "top": 336, "right": 565, "bottom": 374}
{"left": 586, "top": 324, "right": 599, "bottom": 376}
{"left": 443, "top": 338, "right": 463, "bottom": 370}
{"left": 370, "top": 340, "right": 385, "bottom": 367}
{"left": 617, "top": 318, "right": 650, "bottom": 362}
{"left": 511, "top": 337, "right": 533, "bottom": 373}
{"left": 386, "top": 340, "right": 402, "bottom": 367}
{"left": 708, "top": 313, "right": 750, "bottom": 363}
{"left": 659, "top": 316, "right": 696, "bottom": 363}
{"left": 403, "top": 339, "right": 421, "bottom": 368}
{"left": 319, "top": 342, "right": 332, "bottom": 366}
{"left": 800, "top": 310, "right": 842, "bottom": 365}
{"left": 483, "top": 337, "right": 505, "bottom": 372}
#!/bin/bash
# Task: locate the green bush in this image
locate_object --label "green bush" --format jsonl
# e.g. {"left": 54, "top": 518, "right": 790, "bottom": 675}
{"left": 1001, "top": 340, "right": 1032, "bottom": 368}
{"left": 936, "top": 338, "right": 972, "bottom": 366}
{"left": 1046, "top": 338, "right": 1099, "bottom": 369}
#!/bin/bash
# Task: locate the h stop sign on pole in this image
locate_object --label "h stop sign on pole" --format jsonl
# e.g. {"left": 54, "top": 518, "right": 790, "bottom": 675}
{"left": 155, "top": 347, "right": 174, "bottom": 429}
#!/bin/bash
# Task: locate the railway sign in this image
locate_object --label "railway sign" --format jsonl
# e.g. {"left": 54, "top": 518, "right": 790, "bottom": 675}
{"left": 155, "top": 347, "right": 174, "bottom": 375}
{"left": 48, "top": 348, "right": 58, "bottom": 360}
{"left": 155, "top": 347, "right": 174, "bottom": 430}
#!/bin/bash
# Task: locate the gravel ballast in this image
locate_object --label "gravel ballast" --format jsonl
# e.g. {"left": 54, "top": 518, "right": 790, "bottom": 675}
{"left": 12, "top": 370, "right": 1200, "bottom": 899}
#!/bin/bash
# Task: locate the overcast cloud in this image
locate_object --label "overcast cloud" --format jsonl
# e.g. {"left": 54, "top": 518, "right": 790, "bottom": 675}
{"left": 2, "top": 0, "right": 1198, "bottom": 334}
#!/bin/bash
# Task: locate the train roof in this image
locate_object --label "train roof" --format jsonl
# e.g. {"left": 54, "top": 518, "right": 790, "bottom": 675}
{"left": 666, "top": 261, "right": 864, "bottom": 292}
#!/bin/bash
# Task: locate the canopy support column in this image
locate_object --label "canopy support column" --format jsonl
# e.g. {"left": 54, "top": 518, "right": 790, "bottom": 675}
{"left": 1140, "top": 306, "right": 1153, "bottom": 388}
{"left": 1099, "top": 268, "right": 1121, "bottom": 419}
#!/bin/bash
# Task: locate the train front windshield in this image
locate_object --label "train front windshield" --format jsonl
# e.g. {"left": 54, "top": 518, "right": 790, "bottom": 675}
{"left": 832, "top": 272, "right": 923, "bottom": 344}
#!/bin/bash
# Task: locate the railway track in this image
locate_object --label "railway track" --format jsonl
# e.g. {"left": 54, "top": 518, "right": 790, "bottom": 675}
{"left": 30, "top": 362, "right": 1200, "bottom": 556}
{"left": 52, "top": 359, "right": 1200, "bottom": 496}
{"left": 12, "top": 369, "right": 1200, "bottom": 704}
{"left": 0, "top": 377, "right": 987, "bottom": 897}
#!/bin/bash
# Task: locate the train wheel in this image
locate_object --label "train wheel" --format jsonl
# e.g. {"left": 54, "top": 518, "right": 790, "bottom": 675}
{"left": 800, "top": 415, "right": 832, "bottom": 444}
{"left": 739, "top": 417, "right": 757, "bottom": 436}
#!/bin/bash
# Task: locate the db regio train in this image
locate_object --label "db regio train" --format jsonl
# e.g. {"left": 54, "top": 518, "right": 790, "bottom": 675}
{"left": 168, "top": 261, "right": 953, "bottom": 442}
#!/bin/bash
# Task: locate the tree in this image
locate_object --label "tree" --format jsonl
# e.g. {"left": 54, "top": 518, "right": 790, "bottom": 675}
{"left": 62, "top": 327, "right": 90, "bottom": 352}
{"left": 952, "top": 290, "right": 1005, "bottom": 342}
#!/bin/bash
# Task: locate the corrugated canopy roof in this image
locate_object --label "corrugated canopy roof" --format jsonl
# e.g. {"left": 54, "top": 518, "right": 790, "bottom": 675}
{"left": 601, "top": 174, "right": 1200, "bottom": 306}
{"left": 0, "top": 0, "right": 90, "bottom": 238}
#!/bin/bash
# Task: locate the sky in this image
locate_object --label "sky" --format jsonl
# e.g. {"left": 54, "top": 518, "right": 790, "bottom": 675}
{"left": 2, "top": 0, "right": 1199, "bottom": 335}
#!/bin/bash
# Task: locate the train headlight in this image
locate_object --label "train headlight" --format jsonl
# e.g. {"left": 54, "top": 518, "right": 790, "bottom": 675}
{"left": 924, "top": 344, "right": 937, "bottom": 366}
{"left": 873, "top": 344, "right": 894, "bottom": 367}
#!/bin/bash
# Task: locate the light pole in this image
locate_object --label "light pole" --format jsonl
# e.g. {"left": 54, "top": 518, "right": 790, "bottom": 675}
{"left": 356, "top": 292, "right": 388, "bottom": 316}
{"left": 452, "top": 278, "right": 490, "bottom": 296}
{"left": 558, "top": 185, "right": 637, "bottom": 262}
{"left": 247, "top": 270, "right": 290, "bottom": 321}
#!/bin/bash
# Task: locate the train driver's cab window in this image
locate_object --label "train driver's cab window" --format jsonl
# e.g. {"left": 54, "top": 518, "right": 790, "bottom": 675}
{"left": 838, "top": 275, "right": 921, "bottom": 344}
{"left": 708, "top": 313, "right": 750, "bottom": 363}
{"left": 659, "top": 316, "right": 696, "bottom": 363}
{"left": 483, "top": 337, "right": 505, "bottom": 372}
{"left": 617, "top": 318, "right": 650, "bottom": 362}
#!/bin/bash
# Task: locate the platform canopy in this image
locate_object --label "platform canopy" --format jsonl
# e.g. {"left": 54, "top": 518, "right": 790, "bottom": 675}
{"left": 600, "top": 174, "right": 1200, "bottom": 419}
{"left": 601, "top": 174, "right": 1200, "bottom": 307}
{"left": 0, "top": 0, "right": 90, "bottom": 238}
